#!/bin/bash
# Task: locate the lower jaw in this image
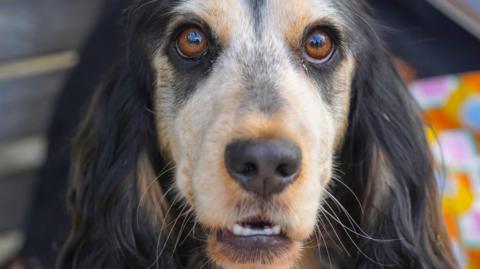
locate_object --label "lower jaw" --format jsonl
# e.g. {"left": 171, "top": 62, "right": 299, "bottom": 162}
{"left": 207, "top": 230, "right": 302, "bottom": 267}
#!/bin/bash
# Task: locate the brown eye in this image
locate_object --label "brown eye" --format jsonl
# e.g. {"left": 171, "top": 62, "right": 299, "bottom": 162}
{"left": 304, "top": 28, "right": 334, "bottom": 62}
{"left": 176, "top": 27, "right": 208, "bottom": 59}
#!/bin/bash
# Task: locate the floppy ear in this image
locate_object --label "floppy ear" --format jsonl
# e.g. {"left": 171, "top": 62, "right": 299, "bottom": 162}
{"left": 334, "top": 33, "right": 458, "bottom": 268}
{"left": 55, "top": 47, "right": 180, "bottom": 268}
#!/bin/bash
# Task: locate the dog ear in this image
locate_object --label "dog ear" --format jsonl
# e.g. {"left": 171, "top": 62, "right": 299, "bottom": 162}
{"left": 55, "top": 48, "right": 179, "bottom": 268}
{"left": 335, "top": 34, "right": 458, "bottom": 268}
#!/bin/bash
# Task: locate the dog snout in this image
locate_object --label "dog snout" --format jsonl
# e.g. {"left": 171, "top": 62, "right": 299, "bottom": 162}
{"left": 225, "top": 139, "right": 302, "bottom": 198}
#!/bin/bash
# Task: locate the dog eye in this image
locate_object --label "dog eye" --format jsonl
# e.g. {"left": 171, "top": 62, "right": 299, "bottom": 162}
{"left": 176, "top": 27, "right": 208, "bottom": 59}
{"left": 304, "top": 28, "right": 334, "bottom": 63}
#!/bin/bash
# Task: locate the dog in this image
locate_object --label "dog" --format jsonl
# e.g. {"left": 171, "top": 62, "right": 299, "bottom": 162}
{"left": 57, "top": 0, "right": 458, "bottom": 268}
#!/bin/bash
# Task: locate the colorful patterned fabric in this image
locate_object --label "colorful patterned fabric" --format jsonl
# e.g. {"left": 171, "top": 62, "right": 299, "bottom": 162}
{"left": 410, "top": 72, "right": 480, "bottom": 268}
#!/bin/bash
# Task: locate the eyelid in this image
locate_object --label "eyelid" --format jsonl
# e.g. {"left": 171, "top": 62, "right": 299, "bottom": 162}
{"left": 304, "top": 24, "right": 341, "bottom": 45}
{"left": 172, "top": 22, "right": 206, "bottom": 41}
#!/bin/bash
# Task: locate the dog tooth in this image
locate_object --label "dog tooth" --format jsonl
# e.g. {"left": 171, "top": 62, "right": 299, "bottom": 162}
{"left": 249, "top": 229, "right": 260, "bottom": 236}
{"left": 238, "top": 227, "right": 247, "bottom": 236}
{"left": 232, "top": 224, "right": 281, "bottom": 236}
{"left": 244, "top": 227, "right": 254, "bottom": 236}
{"left": 233, "top": 224, "right": 243, "bottom": 236}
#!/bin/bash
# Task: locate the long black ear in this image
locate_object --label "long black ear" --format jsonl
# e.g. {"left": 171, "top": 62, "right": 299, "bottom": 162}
{"left": 55, "top": 2, "right": 206, "bottom": 268}
{"left": 55, "top": 43, "right": 179, "bottom": 268}
{"left": 334, "top": 25, "right": 458, "bottom": 269}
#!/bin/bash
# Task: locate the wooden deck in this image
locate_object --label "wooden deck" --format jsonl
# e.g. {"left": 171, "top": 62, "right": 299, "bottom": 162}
{"left": 0, "top": 0, "right": 102, "bottom": 264}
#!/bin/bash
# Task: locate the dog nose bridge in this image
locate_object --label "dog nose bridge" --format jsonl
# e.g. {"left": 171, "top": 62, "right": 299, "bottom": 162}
{"left": 240, "top": 48, "right": 286, "bottom": 114}
{"left": 243, "top": 78, "right": 284, "bottom": 114}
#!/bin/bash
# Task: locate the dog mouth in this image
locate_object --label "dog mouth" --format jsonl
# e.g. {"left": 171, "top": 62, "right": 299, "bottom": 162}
{"left": 230, "top": 221, "right": 282, "bottom": 237}
{"left": 212, "top": 217, "right": 294, "bottom": 264}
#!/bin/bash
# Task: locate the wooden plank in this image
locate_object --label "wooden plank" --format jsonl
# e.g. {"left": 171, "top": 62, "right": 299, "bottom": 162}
{"left": 0, "top": 171, "right": 37, "bottom": 231}
{"left": 0, "top": 0, "right": 101, "bottom": 61}
{"left": 0, "top": 70, "right": 69, "bottom": 140}
{"left": 0, "top": 230, "right": 24, "bottom": 264}
{"left": 427, "top": 0, "right": 480, "bottom": 40}
{"left": 0, "top": 136, "right": 44, "bottom": 233}
{"left": 0, "top": 51, "right": 78, "bottom": 81}
{"left": 0, "top": 135, "right": 46, "bottom": 176}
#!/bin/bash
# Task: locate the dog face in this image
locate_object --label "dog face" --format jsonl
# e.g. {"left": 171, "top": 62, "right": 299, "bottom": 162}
{"left": 61, "top": 0, "right": 458, "bottom": 268}
{"left": 152, "top": 0, "right": 356, "bottom": 267}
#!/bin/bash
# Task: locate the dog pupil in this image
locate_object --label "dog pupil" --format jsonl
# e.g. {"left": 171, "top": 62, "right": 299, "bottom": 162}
{"left": 309, "top": 33, "right": 326, "bottom": 48}
{"left": 187, "top": 31, "right": 202, "bottom": 46}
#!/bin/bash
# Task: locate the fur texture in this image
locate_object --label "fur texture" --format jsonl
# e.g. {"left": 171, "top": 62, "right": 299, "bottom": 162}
{"left": 57, "top": 0, "right": 457, "bottom": 268}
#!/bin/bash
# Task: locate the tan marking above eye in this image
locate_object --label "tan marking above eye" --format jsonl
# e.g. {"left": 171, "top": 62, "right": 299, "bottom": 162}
{"left": 304, "top": 28, "right": 334, "bottom": 62}
{"left": 176, "top": 26, "right": 208, "bottom": 58}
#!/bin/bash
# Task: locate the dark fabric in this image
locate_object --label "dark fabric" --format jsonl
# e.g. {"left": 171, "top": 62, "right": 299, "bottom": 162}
{"left": 372, "top": 0, "right": 480, "bottom": 78}
{"left": 17, "top": 0, "right": 480, "bottom": 268}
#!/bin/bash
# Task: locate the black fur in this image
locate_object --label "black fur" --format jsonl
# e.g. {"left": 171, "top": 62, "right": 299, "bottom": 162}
{"left": 57, "top": 1, "right": 457, "bottom": 268}
{"left": 57, "top": 2, "right": 188, "bottom": 267}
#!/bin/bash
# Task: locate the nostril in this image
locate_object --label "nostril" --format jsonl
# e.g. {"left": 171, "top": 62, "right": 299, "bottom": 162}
{"left": 241, "top": 162, "right": 257, "bottom": 176}
{"left": 276, "top": 163, "right": 297, "bottom": 178}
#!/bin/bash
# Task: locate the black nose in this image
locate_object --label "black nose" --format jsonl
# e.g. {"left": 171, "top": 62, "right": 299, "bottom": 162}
{"left": 225, "top": 139, "right": 302, "bottom": 198}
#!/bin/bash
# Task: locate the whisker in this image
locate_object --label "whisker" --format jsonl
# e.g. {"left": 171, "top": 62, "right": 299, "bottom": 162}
{"left": 136, "top": 161, "right": 175, "bottom": 226}
{"left": 148, "top": 192, "right": 183, "bottom": 269}
{"left": 133, "top": 0, "right": 159, "bottom": 14}
{"left": 315, "top": 211, "right": 334, "bottom": 268}
{"left": 172, "top": 205, "right": 196, "bottom": 253}
{"left": 322, "top": 187, "right": 397, "bottom": 242}
{"left": 158, "top": 201, "right": 189, "bottom": 256}
{"left": 322, "top": 198, "right": 396, "bottom": 267}
{"left": 199, "top": 256, "right": 214, "bottom": 269}
{"left": 330, "top": 163, "right": 364, "bottom": 214}
{"left": 318, "top": 206, "right": 352, "bottom": 256}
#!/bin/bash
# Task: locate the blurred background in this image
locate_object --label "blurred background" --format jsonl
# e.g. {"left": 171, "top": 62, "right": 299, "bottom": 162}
{"left": 0, "top": 0, "right": 102, "bottom": 268}
{"left": 0, "top": 0, "right": 479, "bottom": 268}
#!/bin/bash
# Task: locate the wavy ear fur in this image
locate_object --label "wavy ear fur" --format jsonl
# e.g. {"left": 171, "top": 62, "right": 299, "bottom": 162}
{"left": 330, "top": 20, "right": 458, "bottom": 269}
{"left": 54, "top": 2, "right": 195, "bottom": 268}
{"left": 55, "top": 43, "right": 180, "bottom": 269}
{"left": 56, "top": 2, "right": 209, "bottom": 268}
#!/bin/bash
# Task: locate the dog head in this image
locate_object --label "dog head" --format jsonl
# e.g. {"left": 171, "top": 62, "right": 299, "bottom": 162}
{"left": 152, "top": 1, "right": 356, "bottom": 267}
{"left": 59, "top": 1, "right": 458, "bottom": 269}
